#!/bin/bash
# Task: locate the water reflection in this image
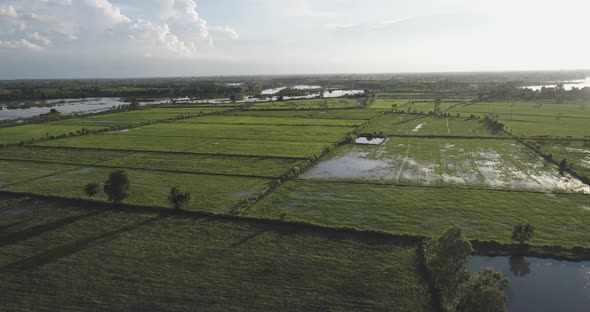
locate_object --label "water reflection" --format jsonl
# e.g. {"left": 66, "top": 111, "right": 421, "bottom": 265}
{"left": 470, "top": 256, "right": 590, "bottom": 311}
{"left": 522, "top": 77, "right": 590, "bottom": 91}
{"left": 509, "top": 256, "right": 531, "bottom": 277}
{"left": 0, "top": 87, "right": 364, "bottom": 121}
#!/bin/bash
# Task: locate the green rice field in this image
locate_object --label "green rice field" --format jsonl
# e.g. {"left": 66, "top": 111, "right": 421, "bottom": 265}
{"left": 0, "top": 196, "right": 433, "bottom": 311}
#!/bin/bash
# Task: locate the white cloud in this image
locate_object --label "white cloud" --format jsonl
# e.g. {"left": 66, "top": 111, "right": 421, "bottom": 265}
{"left": 28, "top": 32, "right": 52, "bottom": 46}
{"left": 161, "top": 0, "right": 213, "bottom": 45}
{"left": 0, "top": 5, "right": 18, "bottom": 18}
{"left": 129, "top": 19, "right": 194, "bottom": 57}
{"left": 0, "top": 39, "right": 44, "bottom": 51}
{"left": 210, "top": 26, "right": 239, "bottom": 40}
{"left": 83, "top": 0, "right": 131, "bottom": 25}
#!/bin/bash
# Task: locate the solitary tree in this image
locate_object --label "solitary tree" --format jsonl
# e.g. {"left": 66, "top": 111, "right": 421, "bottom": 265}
{"left": 559, "top": 158, "right": 568, "bottom": 176}
{"left": 512, "top": 223, "right": 534, "bottom": 244}
{"left": 103, "top": 170, "right": 130, "bottom": 204}
{"left": 84, "top": 182, "right": 100, "bottom": 197}
{"left": 168, "top": 186, "right": 191, "bottom": 211}
{"left": 457, "top": 267, "right": 510, "bottom": 312}
{"left": 425, "top": 226, "right": 473, "bottom": 311}
{"left": 130, "top": 98, "right": 140, "bottom": 110}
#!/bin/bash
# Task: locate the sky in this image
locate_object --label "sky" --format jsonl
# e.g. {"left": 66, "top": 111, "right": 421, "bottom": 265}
{"left": 0, "top": 0, "right": 589, "bottom": 79}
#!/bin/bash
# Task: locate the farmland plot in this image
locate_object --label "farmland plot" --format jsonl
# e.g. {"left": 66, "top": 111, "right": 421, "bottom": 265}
{"left": 302, "top": 138, "right": 590, "bottom": 193}
{"left": 0, "top": 124, "right": 107, "bottom": 145}
{"left": 363, "top": 114, "right": 506, "bottom": 137}
{"left": 1, "top": 164, "right": 271, "bottom": 213}
{"left": 250, "top": 98, "right": 360, "bottom": 110}
{"left": 108, "top": 123, "right": 355, "bottom": 143}
{"left": 247, "top": 179, "right": 590, "bottom": 246}
{"left": 0, "top": 196, "right": 434, "bottom": 311}
{"left": 0, "top": 146, "right": 301, "bottom": 178}
{"left": 229, "top": 109, "right": 381, "bottom": 120}
{"left": 175, "top": 115, "right": 363, "bottom": 127}
{"left": 499, "top": 115, "right": 590, "bottom": 138}
{"left": 36, "top": 134, "right": 332, "bottom": 158}
{"left": 448, "top": 101, "right": 590, "bottom": 118}
{"left": 541, "top": 141, "right": 590, "bottom": 178}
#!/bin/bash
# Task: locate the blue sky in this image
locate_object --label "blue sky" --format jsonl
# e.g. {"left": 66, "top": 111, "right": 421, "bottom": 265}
{"left": 0, "top": 0, "right": 589, "bottom": 79}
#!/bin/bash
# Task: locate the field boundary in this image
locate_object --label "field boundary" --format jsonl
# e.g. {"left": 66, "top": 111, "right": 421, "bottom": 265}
{"left": 25, "top": 144, "right": 310, "bottom": 160}
{"left": 3, "top": 190, "right": 590, "bottom": 261}
{"left": 294, "top": 178, "right": 590, "bottom": 196}
{"left": 0, "top": 157, "right": 284, "bottom": 179}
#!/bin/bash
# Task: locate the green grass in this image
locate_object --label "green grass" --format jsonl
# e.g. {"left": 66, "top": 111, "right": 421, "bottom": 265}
{"left": 500, "top": 115, "right": 590, "bottom": 138}
{"left": 0, "top": 124, "right": 107, "bottom": 145}
{"left": 100, "top": 152, "right": 302, "bottom": 178}
{"left": 230, "top": 109, "right": 382, "bottom": 120}
{"left": 36, "top": 135, "right": 332, "bottom": 158}
{"left": 0, "top": 146, "right": 131, "bottom": 165}
{"left": 447, "top": 100, "right": 590, "bottom": 118}
{"left": 250, "top": 98, "right": 360, "bottom": 110}
{"left": 246, "top": 179, "right": 590, "bottom": 247}
{"left": 363, "top": 114, "right": 506, "bottom": 137}
{"left": 0, "top": 146, "right": 302, "bottom": 178}
{"left": 50, "top": 107, "right": 230, "bottom": 127}
{"left": 1, "top": 164, "right": 271, "bottom": 213}
{"left": 175, "top": 115, "right": 363, "bottom": 127}
{"left": 0, "top": 160, "right": 79, "bottom": 188}
{"left": 368, "top": 99, "right": 466, "bottom": 112}
{"left": 0, "top": 196, "right": 433, "bottom": 311}
{"left": 106, "top": 123, "right": 355, "bottom": 143}
{"left": 301, "top": 138, "right": 589, "bottom": 193}
{"left": 36, "top": 133, "right": 209, "bottom": 153}
{"left": 185, "top": 139, "right": 331, "bottom": 158}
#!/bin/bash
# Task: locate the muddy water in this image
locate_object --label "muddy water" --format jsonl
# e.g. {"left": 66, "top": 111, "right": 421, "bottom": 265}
{"left": 303, "top": 141, "right": 590, "bottom": 193}
{"left": 470, "top": 256, "right": 590, "bottom": 311}
{"left": 302, "top": 153, "right": 393, "bottom": 180}
{"left": 355, "top": 137, "right": 385, "bottom": 145}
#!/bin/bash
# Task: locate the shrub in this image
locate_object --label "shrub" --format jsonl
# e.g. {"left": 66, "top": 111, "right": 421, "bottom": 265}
{"left": 512, "top": 223, "right": 534, "bottom": 244}
{"left": 84, "top": 182, "right": 100, "bottom": 197}
{"left": 168, "top": 186, "right": 191, "bottom": 211}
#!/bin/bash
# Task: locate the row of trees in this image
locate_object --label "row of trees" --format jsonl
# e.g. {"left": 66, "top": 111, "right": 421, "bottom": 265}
{"left": 426, "top": 224, "right": 535, "bottom": 311}
{"left": 84, "top": 170, "right": 191, "bottom": 211}
{"left": 425, "top": 226, "right": 509, "bottom": 311}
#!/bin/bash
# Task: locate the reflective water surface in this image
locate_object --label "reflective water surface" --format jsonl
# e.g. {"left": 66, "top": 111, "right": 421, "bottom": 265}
{"left": 470, "top": 256, "right": 590, "bottom": 312}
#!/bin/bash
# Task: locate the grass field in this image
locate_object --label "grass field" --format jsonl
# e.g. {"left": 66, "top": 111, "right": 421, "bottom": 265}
{"left": 302, "top": 138, "right": 589, "bottom": 193}
{"left": 0, "top": 146, "right": 301, "bottom": 178}
{"left": 0, "top": 163, "right": 271, "bottom": 213}
{"left": 447, "top": 100, "right": 590, "bottom": 118}
{"left": 0, "top": 124, "right": 107, "bottom": 145}
{"left": 112, "top": 122, "right": 355, "bottom": 142}
{"left": 36, "top": 134, "right": 334, "bottom": 158}
{"left": 500, "top": 115, "right": 590, "bottom": 138}
{"left": 246, "top": 179, "right": 590, "bottom": 247}
{"left": 184, "top": 138, "right": 332, "bottom": 158}
{"left": 250, "top": 98, "right": 360, "bottom": 110}
{"left": 0, "top": 146, "right": 131, "bottom": 165}
{"left": 228, "top": 109, "right": 382, "bottom": 120}
{"left": 363, "top": 114, "right": 506, "bottom": 137}
{"left": 50, "top": 107, "right": 230, "bottom": 127}
{"left": 369, "top": 99, "right": 466, "bottom": 112}
{"left": 540, "top": 141, "right": 590, "bottom": 177}
{"left": 175, "top": 115, "right": 363, "bottom": 127}
{"left": 0, "top": 196, "right": 433, "bottom": 311}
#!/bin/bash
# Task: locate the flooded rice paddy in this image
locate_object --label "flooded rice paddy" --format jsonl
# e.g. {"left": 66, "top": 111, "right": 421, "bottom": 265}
{"left": 303, "top": 138, "right": 590, "bottom": 193}
{"left": 355, "top": 137, "right": 386, "bottom": 145}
